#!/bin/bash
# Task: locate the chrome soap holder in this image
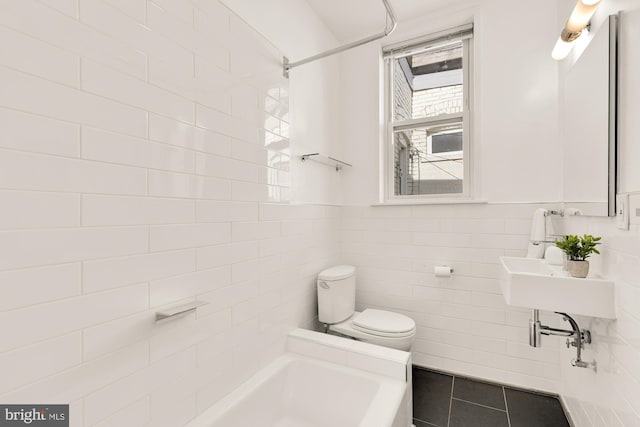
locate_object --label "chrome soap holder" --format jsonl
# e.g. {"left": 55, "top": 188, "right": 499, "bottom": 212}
{"left": 155, "top": 300, "right": 208, "bottom": 324}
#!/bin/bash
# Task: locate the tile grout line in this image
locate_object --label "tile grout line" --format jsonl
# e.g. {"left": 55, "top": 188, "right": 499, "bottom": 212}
{"left": 412, "top": 417, "right": 440, "bottom": 427}
{"left": 415, "top": 367, "right": 571, "bottom": 427}
{"left": 503, "top": 386, "right": 512, "bottom": 427}
{"left": 447, "top": 375, "right": 455, "bottom": 427}
{"left": 451, "top": 397, "right": 508, "bottom": 413}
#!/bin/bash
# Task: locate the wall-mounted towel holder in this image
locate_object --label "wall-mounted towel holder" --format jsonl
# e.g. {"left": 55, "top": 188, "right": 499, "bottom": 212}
{"left": 155, "top": 300, "right": 208, "bottom": 324}
{"left": 301, "top": 153, "right": 352, "bottom": 172}
{"left": 543, "top": 209, "right": 581, "bottom": 217}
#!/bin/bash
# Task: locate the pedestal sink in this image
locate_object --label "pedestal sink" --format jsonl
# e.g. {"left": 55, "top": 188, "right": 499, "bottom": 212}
{"left": 499, "top": 256, "right": 616, "bottom": 319}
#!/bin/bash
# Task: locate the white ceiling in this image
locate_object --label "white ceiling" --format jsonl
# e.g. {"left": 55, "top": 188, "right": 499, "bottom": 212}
{"left": 305, "top": 0, "right": 475, "bottom": 41}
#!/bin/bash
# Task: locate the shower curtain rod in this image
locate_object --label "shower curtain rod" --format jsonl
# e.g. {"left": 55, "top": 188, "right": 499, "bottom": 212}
{"left": 283, "top": 0, "right": 398, "bottom": 78}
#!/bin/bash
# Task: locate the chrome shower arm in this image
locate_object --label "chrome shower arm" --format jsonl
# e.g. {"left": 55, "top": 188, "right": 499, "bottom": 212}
{"left": 283, "top": 0, "right": 397, "bottom": 77}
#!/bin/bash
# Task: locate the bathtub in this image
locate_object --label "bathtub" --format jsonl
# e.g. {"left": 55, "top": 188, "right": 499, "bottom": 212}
{"left": 187, "top": 351, "right": 409, "bottom": 427}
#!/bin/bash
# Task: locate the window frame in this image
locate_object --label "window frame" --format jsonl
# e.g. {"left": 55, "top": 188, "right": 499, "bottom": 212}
{"left": 382, "top": 25, "right": 474, "bottom": 203}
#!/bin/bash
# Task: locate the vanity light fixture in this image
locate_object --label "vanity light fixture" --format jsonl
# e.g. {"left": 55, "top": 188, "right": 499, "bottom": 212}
{"left": 551, "top": 0, "right": 602, "bottom": 60}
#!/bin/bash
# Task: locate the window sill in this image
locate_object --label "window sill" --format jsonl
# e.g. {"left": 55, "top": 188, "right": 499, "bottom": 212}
{"left": 372, "top": 199, "right": 488, "bottom": 207}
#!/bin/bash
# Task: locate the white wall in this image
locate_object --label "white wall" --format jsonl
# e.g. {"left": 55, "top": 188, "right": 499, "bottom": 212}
{"left": 476, "top": 0, "right": 563, "bottom": 203}
{"left": 560, "top": 0, "right": 640, "bottom": 215}
{"left": 0, "top": 1, "right": 340, "bottom": 425}
{"left": 339, "top": 0, "right": 640, "bottom": 425}
{"left": 220, "top": 0, "right": 346, "bottom": 205}
{"left": 341, "top": 0, "right": 564, "bottom": 205}
{"left": 558, "top": 214, "right": 640, "bottom": 426}
{"left": 616, "top": 6, "right": 640, "bottom": 195}
{"left": 208, "top": 0, "right": 640, "bottom": 424}
{"left": 343, "top": 202, "right": 568, "bottom": 392}
{"left": 2, "top": 0, "right": 639, "bottom": 425}
{"left": 340, "top": 0, "right": 567, "bottom": 389}
{"left": 340, "top": 42, "right": 384, "bottom": 205}
{"left": 554, "top": 1, "right": 640, "bottom": 425}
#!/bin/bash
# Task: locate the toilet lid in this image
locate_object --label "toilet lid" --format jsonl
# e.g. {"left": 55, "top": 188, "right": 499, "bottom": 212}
{"left": 352, "top": 309, "right": 416, "bottom": 337}
{"left": 318, "top": 265, "right": 355, "bottom": 281}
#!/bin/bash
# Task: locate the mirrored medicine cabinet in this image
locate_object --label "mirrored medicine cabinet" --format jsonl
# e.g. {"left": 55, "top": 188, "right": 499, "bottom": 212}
{"left": 561, "top": 14, "right": 618, "bottom": 217}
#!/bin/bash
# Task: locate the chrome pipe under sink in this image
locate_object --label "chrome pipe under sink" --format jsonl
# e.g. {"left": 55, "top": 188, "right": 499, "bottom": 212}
{"left": 529, "top": 309, "right": 594, "bottom": 369}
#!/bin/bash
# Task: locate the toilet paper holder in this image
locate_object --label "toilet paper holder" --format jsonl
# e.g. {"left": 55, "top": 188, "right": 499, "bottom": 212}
{"left": 434, "top": 265, "right": 454, "bottom": 277}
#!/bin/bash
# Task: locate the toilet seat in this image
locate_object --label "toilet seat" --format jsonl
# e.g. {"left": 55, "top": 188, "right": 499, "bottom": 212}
{"left": 352, "top": 309, "right": 416, "bottom": 338}
{"left": 329, "top": 310, "right": 416, "bottom": 351}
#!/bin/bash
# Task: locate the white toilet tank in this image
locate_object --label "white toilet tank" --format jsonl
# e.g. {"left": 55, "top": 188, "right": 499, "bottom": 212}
{"left": 317, "top": 265, "right": 356, "bottom": 324}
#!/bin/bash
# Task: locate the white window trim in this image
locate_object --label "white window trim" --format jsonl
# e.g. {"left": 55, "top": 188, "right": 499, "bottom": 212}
{"left": 381, "top": 26, "right": 475, "bottom": 205}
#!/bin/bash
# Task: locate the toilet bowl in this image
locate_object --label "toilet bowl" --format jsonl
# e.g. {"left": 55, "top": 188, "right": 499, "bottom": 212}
{"left": 317, "top": 265, "right": 416, "bottom": 351}
{"left": 330, "top": 309, "right": 416, "bottom": 351}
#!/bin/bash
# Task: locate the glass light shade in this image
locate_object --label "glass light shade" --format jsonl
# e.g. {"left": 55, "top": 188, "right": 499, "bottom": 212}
{"left": 552, "top": 37, "right": 574, "bottom": 60}
{"left": 566, "top": 0, "right": 602, "bottom": 33}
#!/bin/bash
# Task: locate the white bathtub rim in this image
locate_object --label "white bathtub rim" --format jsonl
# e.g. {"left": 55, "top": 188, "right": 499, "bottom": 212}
{"left": 186, "top": 352, "right": 406, "bottom": 427}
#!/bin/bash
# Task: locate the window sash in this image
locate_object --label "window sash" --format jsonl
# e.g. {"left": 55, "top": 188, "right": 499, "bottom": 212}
{"left": 382, "top": 23, "right": 473, "bottom": 59}
{"left": 384, "top": 32, "right": 472, "bottom": 201}
{"left": 392, "top": 121, "right": 465, "bottom": 196}
{"left": 392, "top": 113, "right": 463, "bottom": 132}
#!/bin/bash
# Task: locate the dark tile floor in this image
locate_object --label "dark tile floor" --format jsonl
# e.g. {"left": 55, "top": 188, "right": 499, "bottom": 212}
{"left": 413, "top": 366, "right": 571, "bottom": 427}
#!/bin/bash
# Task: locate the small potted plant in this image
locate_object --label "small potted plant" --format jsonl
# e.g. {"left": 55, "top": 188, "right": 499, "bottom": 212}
{"left": 555, "top": 234, "right": 602, "bottom": 278}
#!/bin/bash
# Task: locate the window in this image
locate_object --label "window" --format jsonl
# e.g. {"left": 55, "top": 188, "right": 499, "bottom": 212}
{"left": 383, "top": 25, "right": 473, "bottom": 200}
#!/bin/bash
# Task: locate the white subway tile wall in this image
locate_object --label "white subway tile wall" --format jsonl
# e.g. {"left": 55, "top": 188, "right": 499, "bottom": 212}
{"left": 342, "top": 203, "right": 640, "bottom": 426}
{"left": 558, "top": 213, "right": 640, "bottom": 426}
{"left": 342, "top": 204, "right": 568, "bottom": 393}
{"left": 0, "top": 1, "right": 340, "bottom": 426}
{"left": 4, "top": 1, "right": 639, "bottom": 426}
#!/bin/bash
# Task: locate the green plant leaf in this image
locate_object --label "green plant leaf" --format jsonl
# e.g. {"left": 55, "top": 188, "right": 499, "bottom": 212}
{"left": 554, "top": 234, "right": 601, "bottom": 260}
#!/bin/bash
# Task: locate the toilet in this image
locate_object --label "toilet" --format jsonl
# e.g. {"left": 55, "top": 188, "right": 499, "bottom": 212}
{"left": 317, "top": 265, "right": 416, "bottom": 351}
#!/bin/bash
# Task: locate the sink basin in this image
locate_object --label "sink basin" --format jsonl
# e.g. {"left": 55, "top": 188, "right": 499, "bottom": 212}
{"left": 499, "top": 256, "right": 615, "bottom": 319}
